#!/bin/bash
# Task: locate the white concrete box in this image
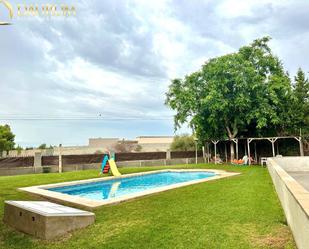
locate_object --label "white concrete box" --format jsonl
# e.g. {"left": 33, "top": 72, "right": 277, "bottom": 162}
{"left": 3, "top": 201, "right": 95, "bottom": 239}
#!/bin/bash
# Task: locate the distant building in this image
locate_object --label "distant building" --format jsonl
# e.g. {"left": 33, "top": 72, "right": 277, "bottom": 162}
{"left": 136, "top": 136, "right": 174, "bottom": 144}
{"left": 2, "top": 136, "right": 174, "bottom": 157}
{"left": 136, "top": 136, "right": 173, "bottom": 152}
{"left": 88, "top": 138, "right": 119, "bottom": 149}
{"left": 88, "top": 136, "right": 174, "bottom": 152}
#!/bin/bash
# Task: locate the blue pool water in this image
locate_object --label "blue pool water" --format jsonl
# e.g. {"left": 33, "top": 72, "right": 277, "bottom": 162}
{"left": 48, "top": 171, "right": 216, "bottom": 201}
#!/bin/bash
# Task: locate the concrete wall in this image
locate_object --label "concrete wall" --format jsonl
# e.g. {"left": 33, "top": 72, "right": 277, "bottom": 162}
{"left": 3, "top": 146, "right": 108, "bottom": 157}
{"left": 117, "top": 157, "right": 205, "bottom": 167}
{"left": 267, "top": 157, "right": 309, "bottom": 249}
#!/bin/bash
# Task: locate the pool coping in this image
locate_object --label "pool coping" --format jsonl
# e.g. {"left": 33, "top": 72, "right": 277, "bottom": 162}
{"left": 267, "top": 158, "right": 309, "bottom": 249}
{"left": 19, "top": 169, "right": 240, "bottom": 210}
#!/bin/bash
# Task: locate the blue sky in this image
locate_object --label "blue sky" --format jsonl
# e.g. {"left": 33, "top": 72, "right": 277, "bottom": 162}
{"left": 1, "top": 0, "right": 309, "bottom": 147}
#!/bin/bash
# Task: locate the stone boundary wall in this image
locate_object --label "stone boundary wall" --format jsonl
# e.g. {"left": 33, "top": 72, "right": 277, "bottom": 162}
{"left": 171, "top": 151, "right": 203, "bottom": 159}
{"left": 2, "top": 146, "right": 103, "bottom": 157}
{"left": 115, "top": 152, "right": 167, "bottom": 161}
{"left": 0, "top": 156, "right": 205, "bottom": 176}
{"left": 267, "top": 157, "right": 309, "bottom": 249}
{"left": 41, "top": 154, "right": 109, "bottom": 166}
{"left": 0, "top": 151, "right": 203, "bottom": 168}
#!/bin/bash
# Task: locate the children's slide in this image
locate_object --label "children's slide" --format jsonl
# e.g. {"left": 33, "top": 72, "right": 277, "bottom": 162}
{"left": 108, "top": 159, "right": 121, "bottom": 176}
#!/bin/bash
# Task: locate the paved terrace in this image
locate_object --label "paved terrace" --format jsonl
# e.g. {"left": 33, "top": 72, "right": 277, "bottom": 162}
{"left": 289, "top": 171, "right": 309, "bottom": 192}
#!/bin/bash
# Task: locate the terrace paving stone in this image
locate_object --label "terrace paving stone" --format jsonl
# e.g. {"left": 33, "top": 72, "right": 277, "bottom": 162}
{"left": 288, "top": 171, "right": 309, "bottom": 192}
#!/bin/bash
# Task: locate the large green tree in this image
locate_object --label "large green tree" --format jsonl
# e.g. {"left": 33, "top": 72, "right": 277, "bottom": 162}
{"left": 166, "top": 37, "right": 294, "bottom": 159}
{"left": 0, "top": 124, "right": 15, "bottom": 154}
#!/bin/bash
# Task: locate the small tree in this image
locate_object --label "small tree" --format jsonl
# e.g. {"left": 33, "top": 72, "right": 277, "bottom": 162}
{"left": 114, "top": 140, "right": 134, "bottom": 153}
{"left": 292, "top": 68, "right": 309, "bottom": 134}
{"left": 38, "top": 144, "right": 47, "bottom": 149}
{"left": 170, "top": 134, "right": 196, "bottom": 151}
{"left": 0, "top": 124, "right": 15, "bottom": 154}
{"left": 134, "top": 145, "right": 142, "bottom": 152}
{"left": 15, "top": 145, "right": 23, "bottom": 155}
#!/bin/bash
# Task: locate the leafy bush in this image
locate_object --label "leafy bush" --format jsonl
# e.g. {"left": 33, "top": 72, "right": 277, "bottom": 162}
{"left": 170, "top": 134, "right": 196, "bottom": 151}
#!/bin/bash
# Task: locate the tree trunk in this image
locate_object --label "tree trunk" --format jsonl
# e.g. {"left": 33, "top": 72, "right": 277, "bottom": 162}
{"left": 226, "top": 124, "right": 237, "bottom": 161}
{"left": 230, "top": 142, "right": 235, "bottom": 161}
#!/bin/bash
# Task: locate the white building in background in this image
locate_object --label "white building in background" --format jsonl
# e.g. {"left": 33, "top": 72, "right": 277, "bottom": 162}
{"left": 136, "top": 136, "right": 174, "bottom": 152}
{"left": 88, "top": 138, "right": 119, "bottom": 148}
{"left": 2, "top": 136, "right": 174, "bottom": 157}
{"left": 88, "top": 136, "right": 174, "bottom": 152}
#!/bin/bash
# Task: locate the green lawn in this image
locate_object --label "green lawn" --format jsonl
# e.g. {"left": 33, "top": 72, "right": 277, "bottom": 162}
{"left": 0, "top": 164, "right": 296, "bottom": 249}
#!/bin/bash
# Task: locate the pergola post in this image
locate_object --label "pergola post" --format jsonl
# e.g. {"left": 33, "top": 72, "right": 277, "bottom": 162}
{"left": 267, "top": 138, "right": 278, "bottom": 157}
{"left": 247, "top": 139, "right": 252, "bottom": 165}
{"left": 294, "top": 137, "right": 304, "bottom": 156}
{"left": 212, "top": 140, "right": 219, "bottom": 164}
{"left": 272, "top": 141, "right": 275, "bottom": 157}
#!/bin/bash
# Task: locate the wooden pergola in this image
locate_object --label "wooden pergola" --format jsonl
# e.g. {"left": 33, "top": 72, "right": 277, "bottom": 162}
{"left": 206, "top": 136, "right": 304, "bottom": 165}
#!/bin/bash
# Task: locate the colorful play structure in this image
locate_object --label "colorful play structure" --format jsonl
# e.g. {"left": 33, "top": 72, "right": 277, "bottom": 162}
{"left": 100, "top": 154, "right": 121, "bottom": 176}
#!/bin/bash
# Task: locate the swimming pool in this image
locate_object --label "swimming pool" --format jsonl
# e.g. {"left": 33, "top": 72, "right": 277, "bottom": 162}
{"left": 48, "top": 171, "right": 216, "bottom": 201}
{"left": 20, "top": 169, "right": 239, "bottom": 208}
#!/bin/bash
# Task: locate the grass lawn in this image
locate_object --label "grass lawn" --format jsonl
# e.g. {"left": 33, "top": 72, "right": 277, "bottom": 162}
{"left": 0, "top": 164, "right": 296, "bottom": 249}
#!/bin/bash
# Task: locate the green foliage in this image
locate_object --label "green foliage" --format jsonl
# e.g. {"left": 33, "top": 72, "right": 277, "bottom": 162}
{"left": 0, "top": 124, "right": 15, "bottom": 153}
{"left": 38, "top": 144, "right": 47, "bottom": 149}
{"left": 291, "top": 68, "right": 309, "bottom": 134}
{"left": 170, "top": 134, "right": 196, "bottom": 151}
{"left": 294, "top": 68, "right": 309, "bottom": 102}
{"left": 42, "top": 166, "right": 52, "bottom": 173}
{"left": 114, "top": 140, "right": 134, "bottom": 153}
{"left": 15, "top": 145, "right": 23, "bottom": 155}
{"left": 38, "top": 144, "right": 53, "bottom": 150}
{"left": 166, "top": 37, "right": 297, "bottom": 141}
{"left": 134, "top": 144, "right": 142, "bottom": 152}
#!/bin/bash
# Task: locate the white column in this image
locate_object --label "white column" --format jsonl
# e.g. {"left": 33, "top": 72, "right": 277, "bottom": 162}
{"left": 247, "top": 139, "right": 251, "bottom": 165}
{"left": 295, "top": 137, "right": 304, "bottom": 156}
